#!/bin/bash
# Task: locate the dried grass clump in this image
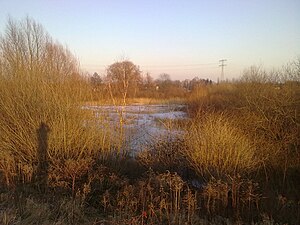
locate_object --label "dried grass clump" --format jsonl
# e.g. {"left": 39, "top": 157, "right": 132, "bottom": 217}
{"left": 202, "top": 175, "right": 261, "bottom": 217}
{"left": 137, "top": 137, "right": 186, "bottom": 172}
{"left": 0, "top": 192, "right": 89, "bottom": 225}
{"left": 97, "top": 170, "right": 199, "bottom": 224}
{"left": 184, "top": 113, "right": 258, "bottom": 179}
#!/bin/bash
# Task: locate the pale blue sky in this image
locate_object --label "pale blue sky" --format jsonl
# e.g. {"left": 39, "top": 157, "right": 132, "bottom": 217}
{"left": 0, "top": 0, "right": 299, "bottom": 80}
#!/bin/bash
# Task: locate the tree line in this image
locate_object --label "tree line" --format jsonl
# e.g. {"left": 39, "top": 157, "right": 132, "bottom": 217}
{"left": 89, "top": 60, "right": 213, "bottom": 102}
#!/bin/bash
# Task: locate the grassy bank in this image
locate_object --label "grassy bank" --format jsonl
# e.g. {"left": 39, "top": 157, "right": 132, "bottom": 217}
{"left": 84, "top": 97, "right": 186, "bottom": 107}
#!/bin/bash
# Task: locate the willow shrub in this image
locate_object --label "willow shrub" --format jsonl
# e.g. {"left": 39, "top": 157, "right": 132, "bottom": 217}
{"left": 0, "top": 17, "right": 111, "bottom": 188}
{"left": 184, "top": 113, "right": 258, "bottom": 179}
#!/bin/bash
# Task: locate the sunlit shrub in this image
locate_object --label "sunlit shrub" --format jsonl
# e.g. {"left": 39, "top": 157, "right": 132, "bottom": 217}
{"left": 0, "top": 17, "right": 111, "bottom": 187}
{"left": 186, "top": 61, "right": 300, "bottom": 181}
{"left": 184, "top": 113, "right": 258, "bottom": 179}
{"left": 187, "top": 83, "right": 241, "bottom": 116}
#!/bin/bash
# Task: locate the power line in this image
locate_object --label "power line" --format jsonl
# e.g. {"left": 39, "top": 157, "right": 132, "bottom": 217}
{"left": 82, "top": 62, "right": 219, "bottom": 69}
{"left": 219, "top": 59, "right": 227, "bottom": 81}
{"left": 141, "top": 63, "right": 218, "bottom": 68}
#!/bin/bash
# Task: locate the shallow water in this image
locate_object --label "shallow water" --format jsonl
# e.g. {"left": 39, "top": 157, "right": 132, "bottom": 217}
{"left": 83, "top": 104, "right": 187, "bottom": 153}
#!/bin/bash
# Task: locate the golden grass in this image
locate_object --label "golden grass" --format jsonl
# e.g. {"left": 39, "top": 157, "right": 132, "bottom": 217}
{"left": 84, "top": 97, "right": 186, "bottom": 106}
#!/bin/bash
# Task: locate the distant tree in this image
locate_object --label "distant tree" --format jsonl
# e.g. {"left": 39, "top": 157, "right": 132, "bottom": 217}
{"left": 188, "top": 77, "right": 213, "bottom": 90}
{"left": 90, "top": 72, "right": 102, "bottom": 86}
{"left": 156, "top": 73, "right": 171, "bottom": 92}
{"left": 182, "top": 79, "right": 191, "bottom": 91}
{"left": 158, "top": 73, "right": 171, "bottom": 82}
{"left": 144, "top": 72, "right": 154, "bottom": 87}
{"left": 89, "top": 72, "right": 104, "bottom": 100}
{"left": 154, "top": 73, "right": 187, "bottom": 98}
{"left": 106, "top": 60, "right": 142, "bottom": 104}
{"left": 138, "top": 72, "right": 158, "bottom": 98}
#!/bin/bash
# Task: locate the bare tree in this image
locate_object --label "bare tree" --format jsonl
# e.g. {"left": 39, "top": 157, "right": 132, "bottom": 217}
{"left": 144, "top": 72, "right": 154, "bottom": 87}
{"left": 158, "top": 73, "right": 171, "bottom": 82}
{"left": 0, "top": 16, "right": 79, "bottom": 82}
{"left": 0, "top": 17, "right": 47, "bottom": 79}
{"left": 106, "top": 60, "right": 142, "bottom": 105}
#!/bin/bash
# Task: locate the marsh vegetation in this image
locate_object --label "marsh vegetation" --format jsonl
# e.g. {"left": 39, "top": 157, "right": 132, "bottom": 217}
{"left": 0, "top": 18, "right": 299, "bottom": 224}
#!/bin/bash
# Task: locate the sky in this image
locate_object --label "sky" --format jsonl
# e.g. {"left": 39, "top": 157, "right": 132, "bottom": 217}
{"left": 0, "top": 0, "right": 299, "bottom": 81}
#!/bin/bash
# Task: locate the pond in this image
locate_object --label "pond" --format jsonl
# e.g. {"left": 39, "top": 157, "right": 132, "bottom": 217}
{"left": 83, "top": 104, "right": 188, "bottom": 153}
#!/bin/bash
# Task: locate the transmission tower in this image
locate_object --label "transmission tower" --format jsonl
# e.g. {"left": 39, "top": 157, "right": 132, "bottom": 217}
{"left": 219, "top": 59, "right": 227, "bottom": 81}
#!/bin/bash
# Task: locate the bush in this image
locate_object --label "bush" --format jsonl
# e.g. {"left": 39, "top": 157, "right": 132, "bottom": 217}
{"left": 0, "top": 17, "right": 111, "bottom": 188}
{"left": 137, "top": 137, "right": 187, "bottom": 173}
{"left": 184, "top": 113, "right": 258, "bottom": 179}
{"left": 186, "top": 62, "right": 300, "bottom": 183}
{"left": 187, "top": 83, "right": 241, "bottom": 116}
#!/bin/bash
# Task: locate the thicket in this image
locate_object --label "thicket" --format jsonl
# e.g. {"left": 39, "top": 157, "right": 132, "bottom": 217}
{"left": 0, "top": 17, "right": 113, "bottom": 192}
{"left": 184, "top": 62, "right": 300, "bottom": 224}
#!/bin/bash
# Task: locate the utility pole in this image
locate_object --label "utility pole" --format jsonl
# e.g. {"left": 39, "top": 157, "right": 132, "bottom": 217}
{"left": 219, "top": 59, "right": 227, "bottom": 81}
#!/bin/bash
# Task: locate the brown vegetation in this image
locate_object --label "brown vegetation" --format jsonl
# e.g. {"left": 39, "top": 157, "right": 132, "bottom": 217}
{"left": 0, "top": 17, "right": 299, "bottom": 224}
{"left": 184, "top": 62, "right": 300, "bottom": 224}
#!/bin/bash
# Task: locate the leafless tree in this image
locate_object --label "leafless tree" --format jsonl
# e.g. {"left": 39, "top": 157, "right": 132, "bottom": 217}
{"left": 0, "top": 16, "right": 79, "bottom": 82}
{"left": 106, "top": 60, "right": 142, "bottom": 105}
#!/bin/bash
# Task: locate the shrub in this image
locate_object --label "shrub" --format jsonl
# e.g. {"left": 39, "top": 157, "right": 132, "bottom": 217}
{"left": 187, "top": 83, "right": 241, "bottom": 116}
{"left": 0, "top": 17, "right": 111, "bottom": 188}
{"left": 137, "top": 137, "right": 186, "bottom": 173}
{"left": 230, "top": 65, "right": 300, "bottom": 190}
{"left": 184, "top": 113, "right": 258, "bottom": 179}
{"left": 186, "top": 62, "right": 300, "bottom": 184}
